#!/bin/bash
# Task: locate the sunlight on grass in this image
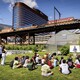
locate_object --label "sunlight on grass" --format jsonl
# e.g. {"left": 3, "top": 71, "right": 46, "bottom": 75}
{"left": 0, "top": 52, "right": 80, "bottom": 80}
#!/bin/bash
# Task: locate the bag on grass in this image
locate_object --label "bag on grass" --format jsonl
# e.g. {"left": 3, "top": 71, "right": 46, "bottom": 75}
{"left": 10, "top": 60, "right": 14, "bottom": 68}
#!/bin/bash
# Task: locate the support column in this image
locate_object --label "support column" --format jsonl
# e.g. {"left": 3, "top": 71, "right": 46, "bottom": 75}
{"left": 27, "top": 33, "right": 35, "bottom": 45}
{"left": 28, "top": 33, "right": 30, "bottom": 45}
{"left": 20, "top": 37, "right": 22, "bottom": 45}
{"left": 33, "top": 34, "right": 35, "bottom": 45}
{"left": 21, "top": 35, "right": 26, "bottom": 44}
{"left": 5, "top": 37, "right": 7, "bottom": 44}
{"left": 15, "top": 35, "right": 17, "bottom": 44}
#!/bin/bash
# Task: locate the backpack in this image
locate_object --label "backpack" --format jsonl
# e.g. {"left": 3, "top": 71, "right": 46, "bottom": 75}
{"left": 10, "top": 60, "right": 14, "bottom": 68}
{"left": 27, "top": 63, "right": 33, "bottom": 70}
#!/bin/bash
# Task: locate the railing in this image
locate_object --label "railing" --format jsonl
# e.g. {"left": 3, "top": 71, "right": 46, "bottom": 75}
{"left": 0, "top": 19, "right": 80, "bottom": 34}
{"left": 16, "top": 26, "right": 38, "bottom": 31}
{"left": 44, "top": 19, "right": 80, "bottom": 27}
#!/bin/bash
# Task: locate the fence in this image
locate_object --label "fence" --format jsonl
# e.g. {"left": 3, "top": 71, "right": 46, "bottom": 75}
{"left": 6, "top": 50, "right": 33, "bottom": 55}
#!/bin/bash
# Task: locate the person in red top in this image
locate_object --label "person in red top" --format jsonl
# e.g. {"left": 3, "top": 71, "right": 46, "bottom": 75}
{"left": 74, "top": 56, "right": 80, "bottom": 68}
{"left": 47, "top": 60, "right": 53, "bottom": 69}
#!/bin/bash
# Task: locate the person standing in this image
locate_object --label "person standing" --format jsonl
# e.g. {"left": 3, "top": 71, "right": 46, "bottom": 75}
{"left": 0, "top": 45, "right": 2, "bottom": 64}
{"left": 1, "top": 45, "right": 6, "bottom": 65}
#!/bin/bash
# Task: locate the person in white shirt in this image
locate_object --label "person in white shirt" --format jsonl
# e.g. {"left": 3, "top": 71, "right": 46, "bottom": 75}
{"left": 59, "top": 59, "right": 71, "bottom": 74}
{"left": 23, "top": 56, "right": 30, "bottom": 68}
{"left": 1, "top": 45, "right": 6, "bottom": 65}
{"left": 35, "top": 54, "right": 41, "bottom": 65}
{"left": 41, "top": 57, "right": 45, "bottom": 65}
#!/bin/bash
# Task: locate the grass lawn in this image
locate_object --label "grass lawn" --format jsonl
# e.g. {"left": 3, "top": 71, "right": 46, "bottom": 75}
{"left": 0, "top": 52, "right": 80, "bottom": 80}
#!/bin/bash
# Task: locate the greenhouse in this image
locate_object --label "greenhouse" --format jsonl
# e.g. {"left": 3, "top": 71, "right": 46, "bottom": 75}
{"left": 46, "top": 30, "right": 80, "bottom": 53}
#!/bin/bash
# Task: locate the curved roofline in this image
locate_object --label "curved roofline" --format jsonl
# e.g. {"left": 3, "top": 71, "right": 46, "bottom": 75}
{"left": 14, "top": 2, "right": 48, "bottom": 21}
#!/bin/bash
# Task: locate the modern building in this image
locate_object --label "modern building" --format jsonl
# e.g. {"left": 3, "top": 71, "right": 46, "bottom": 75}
{"left": 13, "top": 2, "right": 48, "bottom": 29}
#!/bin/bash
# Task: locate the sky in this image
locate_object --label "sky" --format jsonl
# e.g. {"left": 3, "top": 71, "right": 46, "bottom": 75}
{"left": 0, "top": 0, "right": 80, "bottom": 26}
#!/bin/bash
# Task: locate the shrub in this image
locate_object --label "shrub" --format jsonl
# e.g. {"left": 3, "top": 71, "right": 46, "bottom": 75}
{"left": 67, "top": 53, "right": 73, "bottom": 57}
{"left": 60, "top": 45, "right": 69, "bottom": 55}
{"left": 5, "top": 44, "right": 46, "bottom": 51}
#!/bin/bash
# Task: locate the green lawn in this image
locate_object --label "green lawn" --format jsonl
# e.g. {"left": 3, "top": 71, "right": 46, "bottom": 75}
{"left": 0, "top": 53, "right": 80, "bottom": 80}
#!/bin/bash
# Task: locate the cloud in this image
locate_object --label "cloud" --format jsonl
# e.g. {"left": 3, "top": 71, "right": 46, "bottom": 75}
{"left": 3, "top": 0, "right": 15, "bottom": 4}
{"left": 8, "top": 4, "right": 13, "bottom": 12}
{"left": 49, "top": 16, "right": 53, "bottom": 19}
{"left": 3, "top": 0, "right": 38, "bottom": 12}
{"left": 24, "top": 0, "right": 38, "bottom": 8}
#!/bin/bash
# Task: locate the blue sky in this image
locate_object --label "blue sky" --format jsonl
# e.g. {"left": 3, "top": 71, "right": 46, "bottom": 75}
{"left": 0, "top": 0, "right": 80, "bottom": 25}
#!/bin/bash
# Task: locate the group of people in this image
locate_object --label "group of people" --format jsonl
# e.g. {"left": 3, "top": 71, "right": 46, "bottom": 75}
{"left": 10, "top": 55, "right": 38, "bottom": 70}
{"left": 0, "top": 44, "right": 80, "bottom": 77}
{"left": 0, "top": 45, "right": 6, "bottom": 66}
{"left": 9, "top": 52, "right": 80, "bottom": 77}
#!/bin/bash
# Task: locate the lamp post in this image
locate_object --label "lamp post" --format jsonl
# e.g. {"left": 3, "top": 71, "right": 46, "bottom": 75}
{"left": 54, "top": 6, "right": 61, "bottom": 54}
{"left": 54, "top": 6, "right": 61, "bottom": 22}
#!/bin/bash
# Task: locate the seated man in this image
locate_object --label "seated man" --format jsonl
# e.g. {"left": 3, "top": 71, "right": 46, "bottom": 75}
{"left": 59, "top": 59, "right": 71, "bottom": 74}
{"left": 41, "top": 61, "right": 53, "bottom": 77}
{"left": 27, "top": 58, "right": 37, "bottom": 70}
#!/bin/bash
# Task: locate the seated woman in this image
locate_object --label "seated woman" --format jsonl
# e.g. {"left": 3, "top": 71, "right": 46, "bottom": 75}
{"left": 74, "top": 56, "right": 80, "bottom": 68}
{"left": 59, "top": 59, "right": 71, "bottom": 74}
{"left": 23, "top": 56, "right": 30, "bottom": 68}
{"left": 51, "top": 57, "right": 58, "bottom": 67}
{"left": 13, "top": 57, "right": 22, "bottom": 69}
{"left": 41, "top": 61, "right": 53, "bottom": 77}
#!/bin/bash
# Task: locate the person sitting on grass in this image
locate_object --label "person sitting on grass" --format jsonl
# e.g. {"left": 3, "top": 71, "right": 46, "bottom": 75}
{"left": 59, "top": 59, "right": 71, "bottom": 74}
{"left": 35, "top": 54, "right": 41, "bottom": 65}
{"left": 47, "top": 59, "right": 53, "bottom": 69}
{"left": 41, "top": 57, "right": 45, "bottom": 65}
{"left": 51, "top": 57, "right": 58, "bottom": 67}
{"left": 27, "top": 58, "right": 37, "bottom": 70}
{"left": 59, "top": 57, "right": 64, "bottom": 64}
{"left": 74, "top": 56, "right": 80, "bottom": 68}
{"left": 67, "top": 58, "right": 74, "bottom": 69}
{"left": 13, "top": 57, "right": 22, "bottom": 69}
{"left": 41, "top": 61, "right": 53, "bottom": 77}
{"left": 23, "top": 56, "right": 30, "bottom": 68}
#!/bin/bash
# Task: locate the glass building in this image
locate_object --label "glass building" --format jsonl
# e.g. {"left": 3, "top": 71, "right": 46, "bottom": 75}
{"left": 13, "top": 2, "right": 48, "bottom": 29}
